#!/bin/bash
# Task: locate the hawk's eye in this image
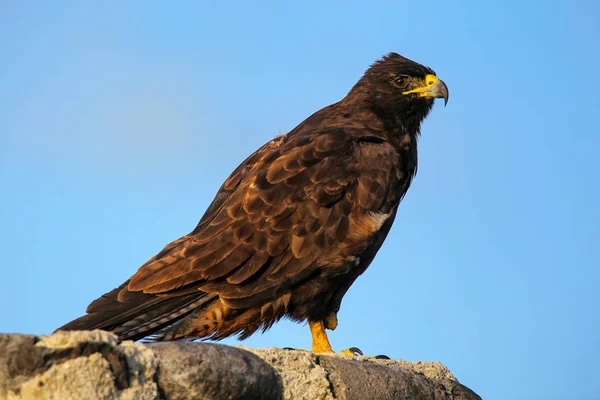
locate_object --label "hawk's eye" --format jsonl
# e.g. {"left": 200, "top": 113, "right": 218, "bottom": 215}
{"left": 392, "top": 76, "right": 409, "bottom": 89}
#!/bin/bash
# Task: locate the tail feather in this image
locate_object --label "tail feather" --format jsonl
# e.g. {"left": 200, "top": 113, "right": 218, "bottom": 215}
{"left": 114, "top": 293, "right": 217, "bottom": 340}
{"left": 56, "top": 280, "right": 215, "bottom": 341}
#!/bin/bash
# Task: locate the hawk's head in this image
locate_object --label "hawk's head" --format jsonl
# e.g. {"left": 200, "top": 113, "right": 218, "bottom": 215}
{"left": 350, "top": 52, "right": 448, "bottom": 130}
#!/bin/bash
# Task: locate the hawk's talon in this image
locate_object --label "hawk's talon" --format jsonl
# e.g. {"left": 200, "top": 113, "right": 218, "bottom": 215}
{"left": 374, "top": 354, "right": 390, "bottom": 360}
{"left": 285, "top": 345, "right": 387, "bottom": 359}
{"left": 308, "top": 319, "right": 388, "bottom": 358}
{"left": 340, "top": 347, "right": 363, "bottom": 356}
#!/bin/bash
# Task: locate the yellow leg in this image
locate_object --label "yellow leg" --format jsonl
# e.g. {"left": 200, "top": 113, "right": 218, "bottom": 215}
{"left": 309, "top": 320, "right": 334, "bottom": 354}
{"left": 304, "top": 317, "right": 379, "bottom": 358}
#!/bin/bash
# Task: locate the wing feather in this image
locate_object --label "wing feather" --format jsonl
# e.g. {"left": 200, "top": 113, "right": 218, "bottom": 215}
{"left": 119, "top": 129, "right": 404, "bottom": 332}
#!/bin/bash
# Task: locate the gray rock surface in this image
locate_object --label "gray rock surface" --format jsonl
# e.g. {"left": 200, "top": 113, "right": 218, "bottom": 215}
{"left": 149, "top": 342, "right": 281, "bottom": 400}
{"left": 0, "top": 330, "right": 159, "bottom": 400}
{"left": 240, "top": 346, "right": 333, "bottom": 400}
{"left": 0, "top": 331, "right": 481, "bottom": 400}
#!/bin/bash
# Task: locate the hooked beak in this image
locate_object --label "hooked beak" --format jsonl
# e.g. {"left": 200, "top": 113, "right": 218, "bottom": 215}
{"left": 403, "top": 74, "right": 449, "bottom": 106}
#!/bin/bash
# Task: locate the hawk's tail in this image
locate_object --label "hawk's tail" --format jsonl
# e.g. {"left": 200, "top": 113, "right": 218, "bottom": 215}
{"left": 56, "top": 280, "right": 216, "bottom": 341}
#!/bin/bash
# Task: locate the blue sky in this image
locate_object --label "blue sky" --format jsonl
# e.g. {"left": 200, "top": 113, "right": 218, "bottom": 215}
{"left": 1, "top": 2, "right": 599, "bottom": 399}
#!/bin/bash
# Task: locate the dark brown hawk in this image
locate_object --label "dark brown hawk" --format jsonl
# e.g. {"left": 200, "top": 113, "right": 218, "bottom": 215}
{"left": 58, "top": 52, "right": 448, "bottom": 354}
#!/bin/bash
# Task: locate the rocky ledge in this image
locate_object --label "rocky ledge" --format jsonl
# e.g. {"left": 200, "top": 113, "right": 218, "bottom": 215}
{"left": 0, "top": 331, "right": 480, "bottom": 400}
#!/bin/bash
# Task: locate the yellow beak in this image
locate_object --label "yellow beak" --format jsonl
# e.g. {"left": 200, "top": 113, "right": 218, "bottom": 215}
{"left": 403, "top": 74, "right": 449, "bottom": 106}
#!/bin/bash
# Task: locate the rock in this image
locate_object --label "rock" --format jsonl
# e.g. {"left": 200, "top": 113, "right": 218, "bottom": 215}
{"left": 243, "top": 348, "right": 481, "bottom": 400}
{"left": 0, "top": 331, "right": 159, "bottom": 400}
{"left": 239, "top": 346, "right": 333, "bottom": 400}
{"left": 148, "top": 342, "right": 281, "bottom": 400}
{"left": 317, "top": 356, "right": 479, "bottom": 400}
{"left": 0, "top": 331, "right": 481, "bottom": 400}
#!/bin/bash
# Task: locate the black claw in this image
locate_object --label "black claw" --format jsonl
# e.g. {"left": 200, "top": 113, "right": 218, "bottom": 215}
{"left": 349, "top": 347, "right": 363, "bottom": 356}
{"left": 374, "top": 354, "right": 390, "bottom": 360}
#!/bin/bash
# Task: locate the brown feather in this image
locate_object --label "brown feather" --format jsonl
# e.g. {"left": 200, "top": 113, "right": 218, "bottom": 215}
{"left": 226, "top": 251, "right": 272, "bottom": 284}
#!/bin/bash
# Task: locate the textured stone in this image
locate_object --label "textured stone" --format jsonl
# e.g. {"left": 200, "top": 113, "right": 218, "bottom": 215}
{"left": 0, "top": 331, "right": 481, "bottom": 400}
{"left": 241, "top": 346, "right": 333, "bottom": 400}
{"left": 0, "top": 331, "right": 159, "bottom": 400}
{"left": 148, "top": 342, "right": 281, "bottom": 400}
{"left": 13, "top": 353, "right": 118, "bottom": 400}
{"left": 318, "top": 355, "right": 480, "bottom": 400}
{"left": 245, "top": 348, "right": 481, "bottom": 400}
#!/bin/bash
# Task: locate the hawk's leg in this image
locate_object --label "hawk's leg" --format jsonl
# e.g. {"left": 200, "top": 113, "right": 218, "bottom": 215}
{"left": 309, "top": 318, "right": 362, "bottom": 356}
{"left": 308, "top": 314, "right": 389, "bottom": 359}
{"left": 309, "top": 320, "right": 334, "bottom": 353}
{"left": 285, "top": 314, "right": 388, "bottom": 358}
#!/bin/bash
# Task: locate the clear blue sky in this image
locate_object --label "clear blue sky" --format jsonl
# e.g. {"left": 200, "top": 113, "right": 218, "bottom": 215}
{"left": 1, "top": 2, "right": 599, "bottom": 399}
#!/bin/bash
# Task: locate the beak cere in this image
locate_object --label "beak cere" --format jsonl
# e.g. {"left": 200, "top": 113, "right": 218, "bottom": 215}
{"left": 403, "top": 74, "right": 449, "bottom": 106}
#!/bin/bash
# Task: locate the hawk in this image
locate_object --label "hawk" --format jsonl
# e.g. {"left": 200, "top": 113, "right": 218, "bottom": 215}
{"left": 58, "top": 53, "right": 449, "bottom": 355}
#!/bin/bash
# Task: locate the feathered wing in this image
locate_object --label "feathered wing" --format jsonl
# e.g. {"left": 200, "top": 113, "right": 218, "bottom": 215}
{"left": 59, "top": 127, "right": 405, "bottom": 341}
